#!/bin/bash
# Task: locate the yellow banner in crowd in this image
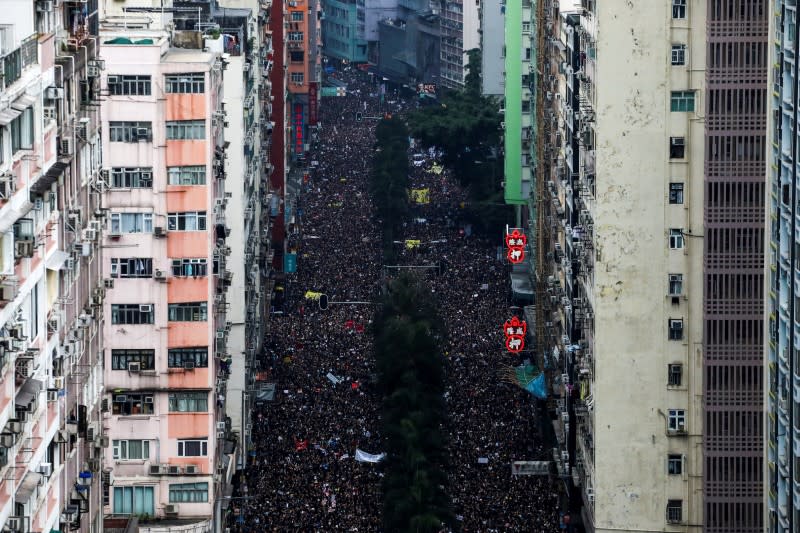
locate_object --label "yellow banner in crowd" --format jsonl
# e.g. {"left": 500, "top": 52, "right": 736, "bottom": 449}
{"left": 410, "top": 188, "right": 430, "bottom": 204}
{"left": 429, "top": 163, "right": 443, "bottom": 175}
{"left": 405, "top": 239, "right": 421, "bottom": 249}
{"left": 304, "top": 291, "right": 323, "bottom": 300}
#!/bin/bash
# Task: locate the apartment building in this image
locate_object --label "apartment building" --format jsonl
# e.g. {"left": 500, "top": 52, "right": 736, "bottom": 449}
{"left": 439, "top": 0, "right": 479, "bottom": 88}
{"left": 768, "top": 1, "right": 800, "bottom": 532}
{"left": 503, "top": 0, "right": 766, "bottom": 531}
{"left": 0, "top": 0, "right": 105, "bottom": 531}
{"left": 321, "top": 0, "right": 369, "bottom": 63}
{"left": 98, "top": 26, "right": 234, "bottom": 527}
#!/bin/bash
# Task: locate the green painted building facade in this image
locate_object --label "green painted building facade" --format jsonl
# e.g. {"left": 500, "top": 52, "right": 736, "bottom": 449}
{"left": 321, "top": 0, "right": 368, "bottom": 63}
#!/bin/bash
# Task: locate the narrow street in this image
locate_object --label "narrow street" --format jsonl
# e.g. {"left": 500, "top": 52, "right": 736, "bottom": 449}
{"left": 236, "top": 68, "right": 559, "bottom": 531}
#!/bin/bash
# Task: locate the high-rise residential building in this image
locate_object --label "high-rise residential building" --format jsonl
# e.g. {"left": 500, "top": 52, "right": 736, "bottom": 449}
{"left": 98, "top": 22, "right": 234, "bottom": 527}
{"left": 479, "top": 0, "right": 504, "bottom": 98}
{"left": 321, "top": 0, "right": 369, "bottom": 63}
{"left": 376, "top": 1, "right": 440, "bottom": 85}
{"left": 0, "top": 1, "right": 105, "bottom": 531}
{"left": 504, "top": 0, "right": 766, "bottom": 531}
{"left": 768, "top": 1, "right": 800, "bottom": 532}
{"left": 439, "top": 0, "right": 479, "bottom": 88}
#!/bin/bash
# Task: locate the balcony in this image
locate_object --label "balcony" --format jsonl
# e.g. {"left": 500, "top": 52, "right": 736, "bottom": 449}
{"left": 0, "top": 35, "right": 38, "bottom": 92}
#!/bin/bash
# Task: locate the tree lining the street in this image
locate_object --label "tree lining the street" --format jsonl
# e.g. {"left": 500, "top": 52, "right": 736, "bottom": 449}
{"left": 371, "top": 117, "right": 411, "bottom": 257}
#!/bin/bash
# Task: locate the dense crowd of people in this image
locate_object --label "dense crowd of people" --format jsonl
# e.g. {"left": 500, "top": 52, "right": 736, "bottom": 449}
{"left": 233, "top": 66, "right": 560, "bottom": 531}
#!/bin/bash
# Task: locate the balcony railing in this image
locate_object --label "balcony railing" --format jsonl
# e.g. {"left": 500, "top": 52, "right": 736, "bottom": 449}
{"left": 1, "top": 34, "right": 38, "bottom": 92}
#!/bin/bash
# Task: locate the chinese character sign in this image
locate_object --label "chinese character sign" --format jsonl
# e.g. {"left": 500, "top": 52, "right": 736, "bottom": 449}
{"left": 293, "top": 103, "right": 304, "bottom": 154}
{"left": 505, "top": 229, "right": 527, "bottom": 264}
{"left": 503, "top": 316, "right": 527, "bottom": 353}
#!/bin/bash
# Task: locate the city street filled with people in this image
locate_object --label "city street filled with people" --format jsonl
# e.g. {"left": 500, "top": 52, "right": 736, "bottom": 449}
{"left": 234, "top": 67, "right": 560, "bottom": 531}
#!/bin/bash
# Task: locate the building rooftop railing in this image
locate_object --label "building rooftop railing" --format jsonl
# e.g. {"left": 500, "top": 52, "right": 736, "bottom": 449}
{"left": 0, "top": 34, "right": 38, "bottom": 92}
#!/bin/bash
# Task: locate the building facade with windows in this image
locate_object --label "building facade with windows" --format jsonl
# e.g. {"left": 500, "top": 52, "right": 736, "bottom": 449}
{"left": 0, "top": 1, "right": 106, "bottom": 532}
{"left": 321, "top": 0, "right": 368, "bottom": 63}
{"left": 506, "top": 0, "right": 765, "bottom": 531}
{"left": 98, "top": 28, "right": 234, "bottom": 527}
{"left": 768, "top": 1, "right": 800, "bottom": 531}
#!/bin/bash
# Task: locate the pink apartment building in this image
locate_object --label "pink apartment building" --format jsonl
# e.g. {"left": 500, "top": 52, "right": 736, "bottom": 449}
{"left": 99, "top": 29, "right": 233, "bottom": 528}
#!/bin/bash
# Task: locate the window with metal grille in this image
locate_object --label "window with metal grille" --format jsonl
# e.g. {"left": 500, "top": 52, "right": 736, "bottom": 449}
{"left": 165, "top": 73, "right": 205, "bottom": 93}
{"left": 670, "top": 91, "right": 695, "bottom": 112}
{"left": 671, "top": 44, "right": 686, "bottom": 65}
{"left": 667, "top": 364, "right": 683, "bottom": 386}
{"left": 110, "top": 167, "right": 153, "bottom": 188}
{"left": 171, "top": 258, "right": 208, "bottom": 277}
{"left": 167, "top": 165, "right": 206, "bottom": 185}
{"left": 666, "top": 499, "right": 683, "bottom": 523}
{"left": 10, "top": 107, "right": 33, "bottom": 153}
{"left": 113, "top": 486, "right": 154, "bottom": 515}
{"left": 168, "top": 302, "right": 207, "bottom": 322}
{"left": 290, "top": 72, "right": 304, "bottom": 83}
{"left": 167, "top": 211, "right": 207, "bottom": 231}
{"left": 108, "top": 75, "right": 151, "bottom": 96}
{"left": 166, "top": 120, "right": 205, "bottom": 140}
{"left": 168, "top": 347, "right": 208, "bottom": 368}
{"left": 168, "top": 392, "right": 208, "bottom": 412}
{"left": 109, "top": 121, "right": 152, "bottom": 142}
{"left": 111, "top": 304, "right": 154, "bottom": 325}
{"left": 668, "top": 319, "right": 684, "bottom": 341}
{"left": 111, "top": 349, "right": 155, "bottom": 370}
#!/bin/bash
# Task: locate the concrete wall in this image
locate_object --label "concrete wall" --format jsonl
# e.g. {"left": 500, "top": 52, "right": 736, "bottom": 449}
{"left": 592, "top": 1, "right": 705, "bottom": 530}
{"left": 480, "top": 0, "right": 504, "bottom": 97}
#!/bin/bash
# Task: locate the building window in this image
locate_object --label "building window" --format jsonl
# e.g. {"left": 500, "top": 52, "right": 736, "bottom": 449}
{"left": 112, "top": 439, "right": 151, "bottom": 460}
{"left": 667, "top": 364, "right": 683, "bottom": 386}
{"left": 669, "top": 183, "right": 684, "bottom": 204}
{"left": 672, "top": 0, "right": 686, "bottom": 19}
{"left": 289, "top": 51, "right": 305, "bottom": 63}
{"left": 109, "top": 121, "right": 152, "bottom": 142}
{"left": 10, "top": 107, "right": 33, "bottom": 153}
{"left": 169, "top": 482, "right": 209, "bottom": 503}
{"left": 670, "top": 91, "right": 695, "bottom": 112}
{"left": 667, "top": 409, "right": 686, "bottom": 432}
{"left": 167, "top": 165, "right": 206, "bottom": 185}
{"left": 108, "top": 75, "right": 152, "bottom": 96}
{"left": 167, "top": 211, "right": 207, "bottom": 231}
{"left": 166, "top": 120, "right": 206, "bottom": 140}
{"left": 177, "top": 439, "right": 208, "bottom": 457}
{"left": 291, "top": 11, "right": 304, "bottom": 21}
{"left": 288, "top": 31, "right": 304, "bottom": 41}
{"left": 669, "top": 137, "right": 685, "bottom": 158}
{"left": 113, "top": 486, "right": 155, "bottom": 515}
{"left": 111, "top": 258, "right": 153, "bottom": 278}
{"left": 165, "top": 73, "right": 205, "bottom": 94}
{"left": 667, "top": 454, "right": 682, "bottom": 475}
{"left": 668, "top": 229, "right": 684, "bottom": 249}
{"left": 668, "top": 319, "right": 684, "bottom": 341}
{"left": 171, "top": 258, "right": 208, "bottom": 277}
{"left": 290, "top": 72, "right": 305, "bottom": 84}
{"left": 111, "top": 349, "right": 155, "bottom": 370}
{"left": 111, "top": 304, "right": 154, "bottom": 325}
{"left": 666, "top": 499, "right": 683, "bottom": 523}
{"left": 522, "top": 21, "right": 531, "bottom": 33}
{"left": 110, "top": 212, "right": 154, "bottom": 234}
{"left": 670, "top": 44, "right": 686, "bottom": 65}
{"left": 112, "top": 393, "right": 155, "bottom": 416}
{"left": 168, "top": 302, "right": 207, "bottom": 322}
{"left": 110, "top": 167, "right": 153, "bottom": 188}
{"left": 168, "top": 347, "right": 209, "bottom": 368}
{"left": 668, "top": 274, "right": 683, "bottom": 296}
{"left": 168, "top": 392, "right": 208, "bottom": 412}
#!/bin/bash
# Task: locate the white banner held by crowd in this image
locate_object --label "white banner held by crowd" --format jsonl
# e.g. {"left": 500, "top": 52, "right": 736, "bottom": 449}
{"left": 354, "top": 449, "right": 385, "bottom": 463}
{"left": 511, "top": 461, "right": 550, "bottom": 476}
